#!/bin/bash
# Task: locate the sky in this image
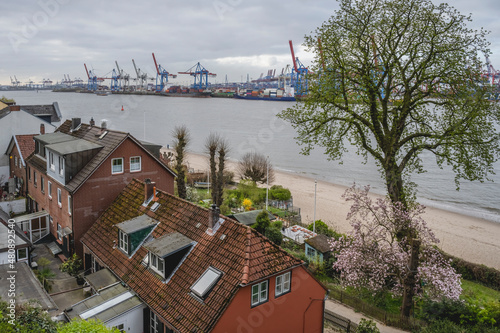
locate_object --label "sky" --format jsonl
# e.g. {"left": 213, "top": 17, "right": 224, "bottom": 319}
{"left": 1, "top": 0, "right": 500, "bottom": 87}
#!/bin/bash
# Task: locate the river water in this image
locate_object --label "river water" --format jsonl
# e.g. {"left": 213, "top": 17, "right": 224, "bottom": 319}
{"left": 5, "top": 90, "right": 500, "bottom": 223}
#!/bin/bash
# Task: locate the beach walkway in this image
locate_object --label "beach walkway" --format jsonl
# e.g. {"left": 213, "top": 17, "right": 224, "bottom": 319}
{"left": 325, "top": 299, "right": 409, "bottom": 332}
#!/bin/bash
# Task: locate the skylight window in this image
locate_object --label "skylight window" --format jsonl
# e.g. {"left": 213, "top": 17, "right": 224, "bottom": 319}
{"left": 191, "top": 267, "right": 222, "bottom": 299}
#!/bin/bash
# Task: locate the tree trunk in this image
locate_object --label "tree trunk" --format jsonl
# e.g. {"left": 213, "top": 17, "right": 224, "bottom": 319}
{"left": 216, "top": 149, "right": 225, "bottom": 207}
{"left": 401, "top": 238, "right": 420, "bottom": 318}
{"left": 209, "top": 148, "right": 217, "bottom": 204}
{"left": 176, "top": 149, "right": 186, "bottom": 199}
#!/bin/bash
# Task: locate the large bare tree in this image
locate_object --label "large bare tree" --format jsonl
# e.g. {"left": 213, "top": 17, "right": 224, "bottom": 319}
{"left": 205, "top": 133, "right": 230, "bottom": 207}
{"left": 237, "top": 152, "right": 275, "bottom": 185}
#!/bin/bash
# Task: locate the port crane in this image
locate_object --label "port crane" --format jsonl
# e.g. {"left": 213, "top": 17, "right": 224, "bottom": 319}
{"left": 132, "top": 59, "right": 148, "bottom": 91}
{"left": 84, "top": 64, "right": 99, "bottom": 91}
{"left": 178, "top": 62, "right": 216, "bottom": 90}
{"left": 115, "top": 61, "right": 130, "bottom": 91}
{"left": 289, "top": 40, "right": 309, "bottom": 97}
{"left": 152, "top": 52, "right": 176, "bottom": 93}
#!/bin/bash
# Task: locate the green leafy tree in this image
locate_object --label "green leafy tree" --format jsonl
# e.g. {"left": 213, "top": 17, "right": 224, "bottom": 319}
{"left": 253, "top": 210, "right": 271, "bottom": 234}
{"left": 172, "top": 125, "right": 191, "bottom": 199}
{"left": 36, "top": 257, "right": 56, "bottom": 292}
{"left": 60, "top": 254, "right": 82, "bottom": 277}
{"left": 0, "top": 301, "right": 58, "bottom": 332}
{"left": 58, "top": 319, "right": 120, "bottom": 332}
{"left": 357, "top": 318, "right": 380, "bottom": 333}
{"left": 269, "top": 185, "right": 291, "bottom": 201}
{"left": 279, "top": 0, "right": 499, "bottom": 317}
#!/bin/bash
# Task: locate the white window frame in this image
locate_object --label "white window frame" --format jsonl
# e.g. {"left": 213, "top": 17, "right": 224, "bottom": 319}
{"left": 251, "top": 280, "right": 268, "bottom": 306}
{"left": 149, "top": 252, "right": 164, "bottom": 275}
{"left": 14, "top": 156, "right": 18, "bottom": 168}
{"left": 112, "top": 158, "right": 124, "bottom": 174}
{"left": 58, "top": 156, "right": 64, "bottom": 175}
{"left": 49, "top": 151, "right": 55, "bottom": 170}
{"left": 48, "top": 181, "right": 52, "bottom": 199}
{"left": 150, "top": 311, "right": 160, "bottom": 333}
{"left": 130, "top": 156, "right": 141, "bottom": 172}
{"left": 57, "top": 188, "right": 62, "bottom": 207}
{"left": 33, "top": 170, "right": 37, "bottom": 187}
{"left": 275, "top": 271, "right": 291, "bottom": 297}
{"left": 17, "top": 248, "right": 28, "bottom": 261}
{"left": 68, "top": 195, "right": 72, "bottom": 215}
{"left": 57, "top": 223, "right": 63, "bottom": 240}
{"left": 41, "top": 176, "right": 45, "bottom": 193}
{"left": 118, "top": 230, "right": 129, "bottom": 254}
{"left": 114, "top": 323, "right": 125, "bottom": 333}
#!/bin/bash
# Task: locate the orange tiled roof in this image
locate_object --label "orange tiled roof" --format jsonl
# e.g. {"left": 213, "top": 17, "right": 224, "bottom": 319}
{"left": 81, "top": 179, "right": 302, "bottom": 332}
{"left": 15, "top": 134, "right": 36, "bottom": 164}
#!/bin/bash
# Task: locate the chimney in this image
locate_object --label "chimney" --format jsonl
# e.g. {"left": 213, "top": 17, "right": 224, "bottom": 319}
{"left": 208, "top": 204, "right": 220, "bottom": 231}
{"left": 89, "top": 117, "right": 95, "bottom": 127}
{"left": 144, "top": 179, "right": 156, "bottom": 202}
{"left": 9, "top": 105, "right": 21, "bottom": 111}
{"left": 40, "top": 123, "right": 45, "bottom": 135}
{"left": 70, "top": 118, "right": 81, "bottom": 132}
{"left": 101, "top": 120, "right": 107, "bottom": 130}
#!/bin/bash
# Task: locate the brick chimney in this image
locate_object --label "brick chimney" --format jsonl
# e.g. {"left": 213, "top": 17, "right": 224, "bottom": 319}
{"left": 9, "top": 105, "right": 20, "bottom": 111}
{"left": 40, "top": 124, "right": 45, "bottom": 135}
{"left": 144, "top": 179, "right": 156, "bottom": 202}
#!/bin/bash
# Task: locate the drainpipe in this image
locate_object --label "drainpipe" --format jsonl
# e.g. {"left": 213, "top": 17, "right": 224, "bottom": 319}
{"left": 302, "top": 297, "right": 325, "bottom": 332}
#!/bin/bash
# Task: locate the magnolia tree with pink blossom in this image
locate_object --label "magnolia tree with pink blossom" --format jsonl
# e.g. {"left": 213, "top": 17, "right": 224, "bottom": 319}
{"left": 331, "top": 186, "right": 462, "bottom": 306}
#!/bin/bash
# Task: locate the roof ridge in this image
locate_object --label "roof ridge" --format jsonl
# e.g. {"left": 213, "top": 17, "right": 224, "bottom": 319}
{"left": 241, "top": 227, "right": 252, "bottom": 285}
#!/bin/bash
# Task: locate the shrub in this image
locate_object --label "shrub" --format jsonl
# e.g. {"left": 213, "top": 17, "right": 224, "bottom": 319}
{"left": 242, "top": 198, "right": 252, "bottom": 211}
{"left": 254, "top": 210, "right": 270, "bottom": 233}
{"left": 266, "top": 227, "right": 283, "bottom": 246}
{"left": 269, "top": 185, "right": 291, "bottom": 201}
{"left": 307, "top": 220, "right": 341, "bottom": 238}
{"left": 60, "top": 254, "right": 82, "bottom": 277}
{"left": 357, "top": 318, "right": 380, "bottom": 333}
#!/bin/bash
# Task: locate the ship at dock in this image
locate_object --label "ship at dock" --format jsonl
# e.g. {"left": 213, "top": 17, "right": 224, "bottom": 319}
{"left": 234, "top": 87, "right": 296, "bottom": 101}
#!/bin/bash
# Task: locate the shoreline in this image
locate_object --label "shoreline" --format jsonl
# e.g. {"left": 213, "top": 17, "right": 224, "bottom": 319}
{"left": 179, "top": 150, "right": 500, "bottom": 271}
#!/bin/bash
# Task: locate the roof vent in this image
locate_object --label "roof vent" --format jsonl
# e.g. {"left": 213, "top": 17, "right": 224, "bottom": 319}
{"left": 150, "top": 202, "right": 160, "bottom": 212}
{"left": 70, "top": 118, "right": 81, "bottom": 132}
{"left": 220, "top": 234, "right": 226, "bottom": 241}
{"left": 196, "top": 223, "right": 202, "bottom": 228}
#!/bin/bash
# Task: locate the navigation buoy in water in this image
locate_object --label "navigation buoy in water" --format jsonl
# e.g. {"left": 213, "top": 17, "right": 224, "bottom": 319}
{"left": 121, "top": 105, "right": 124, "bottom": 111}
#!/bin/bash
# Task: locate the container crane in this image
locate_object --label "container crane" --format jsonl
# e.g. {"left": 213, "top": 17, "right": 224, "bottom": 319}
{"left": 152, "top": 52, "right": 177, "bottom": 93}
{"left": 116, "top": 61, "right": 130, "bottom": 91}
{"left": 178, "top": 62, "right": 216, "bottom": 90}
{"left": 132, "top": 59, "right": 148, "bottom": 91}
{"left": 110, "top": 69, "right": 121, "bottom": 91}
{"left": 289, "top": 40, "right": 309, "bottom": 97}
{"left": 84, "top": 63, "right": 98, "bottom": 91}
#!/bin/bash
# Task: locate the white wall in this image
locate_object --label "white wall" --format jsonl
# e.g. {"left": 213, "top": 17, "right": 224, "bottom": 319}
{"left": 0, "top": 198, "right": 26, "bottom": 215}
{"left": 105, "top": 304, "right": 145, "bottom": 333}
{"left": 0, "top": 251, "right": 8, "bottom": 265}
{"left": 0, "top": 110, "right": 56, "bottom": 179}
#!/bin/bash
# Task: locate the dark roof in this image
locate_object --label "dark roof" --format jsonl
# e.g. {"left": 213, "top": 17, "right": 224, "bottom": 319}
{"left": 19, "top": 102, "right": 62, "bottom": 123}
{"left": 230, "top": 209, "right": 276, "bottom": 226}
{"left": 81, "top": 179, "right": 302, "bottom": 333}
{"left": 305, "top": 234, "right": 332, "bottom": 253}
{"left": 43, "top": 120, "right": 176, "bottom": 193}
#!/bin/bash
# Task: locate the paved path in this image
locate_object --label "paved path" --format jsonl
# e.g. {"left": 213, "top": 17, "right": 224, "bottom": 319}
{"left": 325, "top": 299, "right": 409, "bottom": 333}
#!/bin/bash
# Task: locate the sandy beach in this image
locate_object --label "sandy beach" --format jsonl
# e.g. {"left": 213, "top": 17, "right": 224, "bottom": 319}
{"left": 180, "top": 151, "right": 500, "bottom": 271}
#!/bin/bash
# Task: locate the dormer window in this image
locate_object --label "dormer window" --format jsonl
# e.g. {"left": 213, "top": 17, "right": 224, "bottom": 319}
{"left": 49, "top": 151, "right": 55, "bottom": 170}
{"left": 144, "top": 232, "right": 194, "bottom": 280}
{"left": 59, "top": 156, "right": 64, "bottom": 175}
{"left": 119, "top": 230, "right": 129, "bottom": 253}
{"left": 116, "top": 215, "right": 158, "bottom": 257}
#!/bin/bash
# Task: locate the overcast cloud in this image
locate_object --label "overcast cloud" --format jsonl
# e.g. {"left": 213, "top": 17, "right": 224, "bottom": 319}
{"left": 1, "top": 0, "right": 499, "bottom": 86}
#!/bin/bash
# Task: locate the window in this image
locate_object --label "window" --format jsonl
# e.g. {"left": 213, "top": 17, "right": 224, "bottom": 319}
{"left": 41, "top": 176, "right": 45, "bottom": 193}
{"left": 191, "top": 267, "right": 222, "bottom": 299}
{"left": 118, "top": 230, "right": 129, "bottom": 254}
{"left": 130, "top": 156, "right": 141, "bottom": 172}
{"left": 48, "top": 181, "right": 52, "bottom": 198}
{"left": 112, "top": 158, "right": 124, "bottom": 174}
{"left": 49, "top": 151, "right": 55, "bottom": 170}
{"left": 17, "top": 248, "right": 28, "bottom": 261}
{"left": 14, "top": 156, "right": 18, "bottom": 168}
{"left": 114, "top": 324, "right": 125, "bottom": 333}
{"left": 251, "top": 280, "right": 268, "bottom": 306}
{"left": 150, "top": 311, "right": 160, "bottom": 333}
{"left": 28, "top": 167, "right": 31, "bottom": 181}
{"left": 33, "top": 171, "right": 37, "bottom": 187}
{"left": 68, "top": 196, "right": 72, "bottom": 215}
{"left": 275, "top": 271, "right": 291, "bottom": 297}
{"left": 57, "top": 224, "right": 63, "bottom": 240}
{"left": 57, "top": 188, "right": 62, "bottom": 207}
{"left": 306, "top": 247, "right": 317, "bottom": 258}
{"left": 150, "top": 252, "right": 164, "bottom": 274}
{"left": 58, "top": 156, "right": 64, "bottom": 175}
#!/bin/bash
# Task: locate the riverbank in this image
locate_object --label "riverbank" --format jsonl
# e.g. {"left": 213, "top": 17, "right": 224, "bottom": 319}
{"left": 182, "top": 151, "right": 500, "bottom": 271}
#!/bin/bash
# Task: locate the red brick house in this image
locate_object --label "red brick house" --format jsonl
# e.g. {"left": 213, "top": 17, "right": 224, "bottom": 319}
{"left": 26, "top": 119, "right": 176, "bottom": 257}
{"left": 81, "top": 179, "right": 327, "bottom": 333}
{"left": 5, "top": 134, "right": 38, "bottom": 197}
